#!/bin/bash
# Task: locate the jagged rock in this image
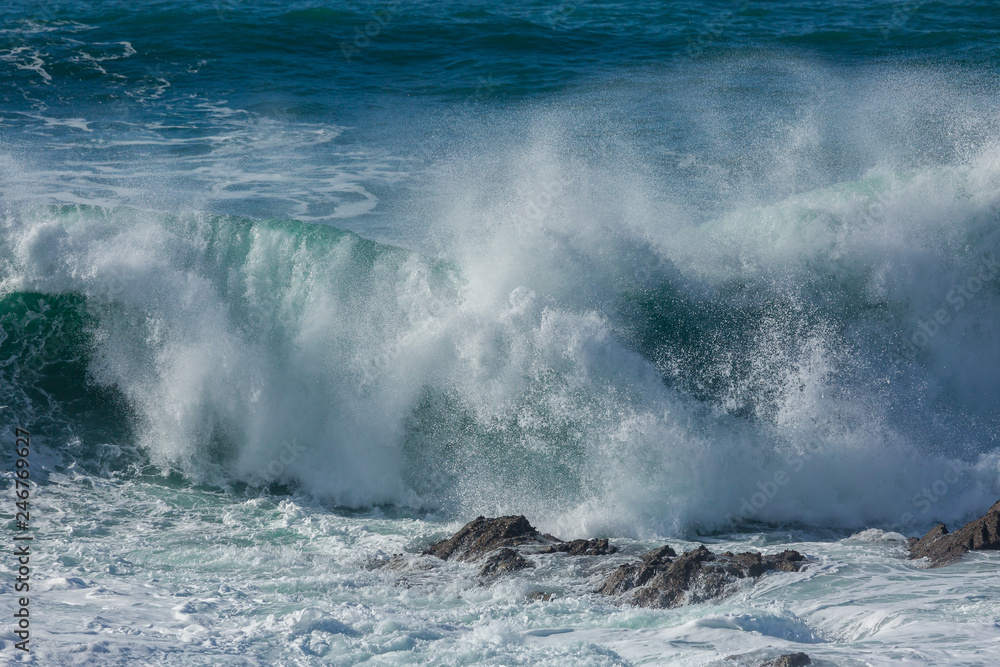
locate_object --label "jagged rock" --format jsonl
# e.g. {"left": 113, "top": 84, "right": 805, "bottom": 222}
{"left": 762, "top": 653, "right": 811, "bottom": 667}
{"left": 597, "top": 544, "right": 805, "bottom": 609}
{"left": 908, "top": 499, "right": 1000, "bottom": 567}
{"left": 907, "top": 523, "right": 947, "bottom": 553}
{"left": 540, "top": 538, "right": 618, "bottom": 556}
{"left": 424, "top": 515, "right": 557, "bottom": 562}
{"left": 596, "top": 545, "right": 677, "bottom": 595}
{"left": 479, "top": 548, "right": 533, "bottom": 578}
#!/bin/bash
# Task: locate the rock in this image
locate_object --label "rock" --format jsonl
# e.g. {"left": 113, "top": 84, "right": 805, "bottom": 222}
{"left": 424, "top": 515, "right": 557, "bottom": 562}
{"left": 595, "top": 545, "right": 677, "bottom": 596}
{"left": 908, "top": 523, "right": 948, "bottom": 558}
{"left": 762, "top": 653, "right": 811, "bottom": 667}
{"left": 908, "top": 499, "right": 1000, "bottom": 567}
{"left": 540, "top": 538, "right": 618, "bottom": 556}
{"left": 479, "top": 548, "right": 533, "bottom": 578}
{"left": 376, "top": 554, "right": 410, "bottom": 571}
{"left": 527, "top": 591, "right": 555, "bottom": 602}
{"left": 597, "top": 544, "right": 806, "bottom": 609}
{"left": 367, "top": 554, "right": 434, "bottom": 571}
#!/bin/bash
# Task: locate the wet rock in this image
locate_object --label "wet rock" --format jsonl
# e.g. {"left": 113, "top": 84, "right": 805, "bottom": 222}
{"left": 479, "top": 548, "right": 533, "bottom": 578}
{"left": 597, "top": 544, "right": 805, "bottom": 609}
{"left": 424, "top": 515, "right": 557, "bottom": 562}
{"left": 762, "top": 653, "right": 811, "bottom": 667}
{"left": 539, "top": 538, "right": 618, "bottom": 556}
{"left": 367, "top": 553, "right": 434, "bottom": 571}
{"left": 907, "top": 523, "right": 947, "bottom": 553}
{"left": 595, "top": 545, "right": 677, "bottom": 596}
{"left": 377, "top": 554, "right": 410, "bottom": 571}
{"left": 908, "top": 499, "right": 1000, "bottom": 567}
{"left": 527, "top": 591, "right": 555, "bottom": 602}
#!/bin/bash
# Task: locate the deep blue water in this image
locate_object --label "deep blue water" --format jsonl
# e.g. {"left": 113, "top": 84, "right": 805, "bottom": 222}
{"left": 4, "top": 1, "right": 1000, "bottom": 231}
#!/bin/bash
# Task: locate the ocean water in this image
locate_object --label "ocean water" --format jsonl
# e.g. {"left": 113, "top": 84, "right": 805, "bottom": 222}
{"left": 1, "top": 1, "right": 1000, "bottom": 664}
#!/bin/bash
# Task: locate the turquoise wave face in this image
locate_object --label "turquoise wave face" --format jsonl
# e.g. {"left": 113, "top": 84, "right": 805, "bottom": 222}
{"left": 0, "top": 291, "right": 123, "bottom": 448}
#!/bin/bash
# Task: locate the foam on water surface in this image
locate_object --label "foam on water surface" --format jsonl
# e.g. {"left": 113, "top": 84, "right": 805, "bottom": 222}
{"left": 3, "top": 469, "right": 999, "bottom": 665}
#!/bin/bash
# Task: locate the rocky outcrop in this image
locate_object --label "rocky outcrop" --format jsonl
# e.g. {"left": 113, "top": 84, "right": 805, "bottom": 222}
{"left": 907, "top": 499, "right": 1000, "bottom": 567}
{"left": 539, "top": 538, "right": 618, "bottom": 556}
{"left": 907, "top": 523, "right": 949, "bottom": 561}
{"left": 597, "top": 544, "right": 806, "bottom": 609}
{"left": 596, "top": 545, "right": 677, "bottom": 595}
{"left": 479, "top": 548, "right": 533, "bottom": 578}
{"left": 423, "top": 516, "right": 809, "bottom": 603}
{"left": 423, "top": 515, "right": 557, "bottom": 561}
{"left": 762, "top": 654, "right": 811, "bottom": 667}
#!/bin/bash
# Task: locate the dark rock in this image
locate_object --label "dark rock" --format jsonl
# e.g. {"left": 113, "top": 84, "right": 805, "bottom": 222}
{"left": 641, "top": 545, "right": 679, "bottom": 561}
{"left": 597, "top": 544, "right": 806, "bottom": 609}
{"left": 540, "top": 538, "right": 618, "bottom": 556}
{"left": 479, "top": 548, "right": 533, "bottom": 578}
{"left": 910, "top": 523, "right": 948, "bottom": 554}
{"left": 908, "top": 499, "right": 1000, "bottom": 567}
{"left": 762, "top": 653, "right": 811, "bottom": 667}
{"left": 595, "top": 545, "right": 678, "bottom": 596}
{"left": 424, "top": 515, "right": 556, "bottom": 562}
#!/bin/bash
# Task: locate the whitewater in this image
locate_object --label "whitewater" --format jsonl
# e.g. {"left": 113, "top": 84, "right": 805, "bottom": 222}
{"left": 2, "top": 1, "right": 1000, "bottom": 664}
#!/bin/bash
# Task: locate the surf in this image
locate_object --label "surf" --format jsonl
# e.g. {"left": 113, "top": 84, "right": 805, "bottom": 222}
{"left": 2, "top": 140, "right": 998, "bottom": 539}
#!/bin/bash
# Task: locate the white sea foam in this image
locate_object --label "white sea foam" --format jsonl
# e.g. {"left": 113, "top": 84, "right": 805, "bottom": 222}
{"left": 2, "top": 471, "right": 997, "bottom": 665}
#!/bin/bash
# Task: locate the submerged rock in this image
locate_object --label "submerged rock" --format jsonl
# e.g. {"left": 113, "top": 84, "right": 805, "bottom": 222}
{"left": 479, "top": 548, "right": 533, "bottom": 578}
{"left": 539, "top": 538, "right": 618, "bottom": 556}
{"left": 527, "top": 591, "right": 555, "bottom": 602}
{"left": 367, "top": 553, "right": 434, "bottom": 572}
{"left": 725, "top": 652, "right": 812, "bottom": 667}
{"left": 424, "top": 515, "right": 557, "bottom": 562}
{"left": 597, "top": 544, "right": 805, "bottom": 609}
{"left": 908, "top": 499, "right": 1000, "bottom": 567}
{"left": 762, "top": 653, "right": 811, "bottom": 667}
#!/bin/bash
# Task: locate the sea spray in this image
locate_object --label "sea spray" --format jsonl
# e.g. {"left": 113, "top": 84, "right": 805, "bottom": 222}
{"left": 3, "top": 151, "right": 999, "bottom": 536}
